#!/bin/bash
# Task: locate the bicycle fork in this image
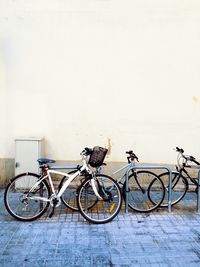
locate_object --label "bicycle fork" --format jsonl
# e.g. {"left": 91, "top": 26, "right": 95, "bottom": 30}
{"left": 90, "top": 178, "right": 103, "bottom": 200}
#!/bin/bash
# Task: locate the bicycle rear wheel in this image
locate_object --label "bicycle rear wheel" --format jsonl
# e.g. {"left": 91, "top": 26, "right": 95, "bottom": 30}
{"left": 149, "top": 172, "right": 188, "bottom": 207}
{"left": 123, "top": 170, "right": 165, "bottom": 212}
{"left": 4, "top": 173, "right": 51, "bottom": 221}
{"left": 77, "top": 174, "right": 122, "bottom": 224}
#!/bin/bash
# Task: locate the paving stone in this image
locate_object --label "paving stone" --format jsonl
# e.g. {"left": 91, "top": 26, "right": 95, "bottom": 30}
{"left": 1, "top": 189, "right": 200, "bottom": 266}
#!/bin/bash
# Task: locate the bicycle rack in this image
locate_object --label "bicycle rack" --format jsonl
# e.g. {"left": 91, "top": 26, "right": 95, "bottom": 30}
{"left": 125, "top": 165, "right": 173, "bottom": 213}
{"left": 198, "top": 170, "right": 200, "bottom": 213}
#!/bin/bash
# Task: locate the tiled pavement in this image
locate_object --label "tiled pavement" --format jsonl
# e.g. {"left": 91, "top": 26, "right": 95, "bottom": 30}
{"left": 1, "top": 189, "right": 200, "bottom": 267}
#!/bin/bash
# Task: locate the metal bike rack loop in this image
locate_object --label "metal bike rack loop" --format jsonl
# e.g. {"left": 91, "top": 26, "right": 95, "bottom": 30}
{"left": 125, "top": 165, "right": 173, "bottom": 213}
{"left": 197, "top": 169, "right": 200, "bottom": 213}
{"left": 189, "top": 166, "right": 200, "bottom": 213}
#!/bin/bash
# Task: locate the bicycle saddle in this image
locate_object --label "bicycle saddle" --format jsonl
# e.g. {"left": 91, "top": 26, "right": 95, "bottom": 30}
{"left": 37, "top": 158, "right": 56, "bottom": 165}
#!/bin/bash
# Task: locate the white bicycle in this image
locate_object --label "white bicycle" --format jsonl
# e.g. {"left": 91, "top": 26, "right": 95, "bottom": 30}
{"left": 4, "top": 147, "right": 122, "bottom": 224}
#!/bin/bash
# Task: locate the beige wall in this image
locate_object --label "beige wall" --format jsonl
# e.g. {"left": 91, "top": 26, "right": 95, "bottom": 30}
{"left": 1, "top": 0, "right": 200, "bottom": 168}
{"left": 0, "top": 159, "right": 14, "bottom": 187}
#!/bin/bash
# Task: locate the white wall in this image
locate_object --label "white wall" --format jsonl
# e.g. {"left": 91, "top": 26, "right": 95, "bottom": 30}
{"left": 1, "top": 0, "right": 200, "bottom": 163}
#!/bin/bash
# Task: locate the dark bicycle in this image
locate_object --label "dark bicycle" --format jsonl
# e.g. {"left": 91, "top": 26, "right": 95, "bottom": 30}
{"left": 149, "top": 147, "right": 200, "bottom": 207}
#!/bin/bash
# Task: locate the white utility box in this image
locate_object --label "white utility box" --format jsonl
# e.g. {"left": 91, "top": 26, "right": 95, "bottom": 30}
{"left": 15, "top": 138, "right": 44, "bottom": 189}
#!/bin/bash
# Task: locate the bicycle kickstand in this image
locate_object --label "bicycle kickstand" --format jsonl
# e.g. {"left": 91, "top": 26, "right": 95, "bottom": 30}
{"left": 49, "top": 199, "right": 59, "bottom": 218}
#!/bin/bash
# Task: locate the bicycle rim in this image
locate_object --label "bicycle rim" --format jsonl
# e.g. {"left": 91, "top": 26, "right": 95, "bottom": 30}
{"left": 123, "top": 171, "right": 165, "bottom": 212}
{"left": 77, "top": 174, "right": 122, "bottom": 224}
{"left": 4, "top": 173, "right": 50, "bottom": 221}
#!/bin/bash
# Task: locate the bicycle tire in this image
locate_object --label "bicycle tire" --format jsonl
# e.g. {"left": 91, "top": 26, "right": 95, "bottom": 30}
{"left": 77, "top": 174, "right": 122, "bottom": 224}
{"left": 122, "top": 170, "right": 165, "bottom": 212}
{"left": 149, "top": 172, "right": 188, "bottom": 207}
{"left": 4, "top": 173, "right": 51, "bottom": 221}
{"left": 60, "top": 171, "right": 98, "bottom": 211}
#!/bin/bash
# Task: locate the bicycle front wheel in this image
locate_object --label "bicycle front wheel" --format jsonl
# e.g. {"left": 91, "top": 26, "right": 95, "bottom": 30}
{"left": 123, "top": 170, "right": 165, "bottom": 212}
{"left": 4, "top": 173, "right": 51, "bottom": 221}
{"left": 77, "top": 174, "right": 122, "bottom": 224}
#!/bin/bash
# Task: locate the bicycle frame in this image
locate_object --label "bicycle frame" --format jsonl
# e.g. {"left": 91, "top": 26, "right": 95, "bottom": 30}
{"left": 28, "top": 160, "right": 103, "bottom": 202}
{"left": 178, "top": 167, "right": 198, "bottom": 186}
{"left": 99, "top": 162, "right": 135, "bottom": 186}
{"left": 111, "top": 163, "right": 134, "bottom": 183}
{"left": 97, "top": 162, "right": 138, "bottom": 194}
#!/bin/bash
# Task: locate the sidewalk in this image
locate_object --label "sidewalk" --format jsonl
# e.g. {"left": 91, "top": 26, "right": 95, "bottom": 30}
{"left": 1, "top": 189, "right": 200, "bottom": 267}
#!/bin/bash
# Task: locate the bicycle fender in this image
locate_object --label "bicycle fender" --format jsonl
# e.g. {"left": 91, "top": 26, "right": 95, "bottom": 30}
{"left": 91, "top": 178, "right": 103, "bottom": 200}
{"left": 8, "top": 172, "right": 40, "bottom": 184}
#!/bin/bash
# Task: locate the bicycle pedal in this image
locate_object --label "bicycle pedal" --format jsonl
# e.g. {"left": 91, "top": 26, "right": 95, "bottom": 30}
{"left": 49, "top": 199, "right": 59, "bottom": 218}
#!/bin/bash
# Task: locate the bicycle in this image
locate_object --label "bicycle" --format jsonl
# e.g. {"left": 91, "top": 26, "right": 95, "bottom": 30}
{"left": 4, "top": 146, "right": 122, "bottom": 224}
{"left": 149, "top": 147, "right": 200, "bottom": 207}
{"left": 61, "top": 150, "right": 165, "bottom": 213}
{"left": 110, "top": 151, "right": 165, "bottom": 212}
{"left": 57, "top": 162, "right": 105, "bottom": 212}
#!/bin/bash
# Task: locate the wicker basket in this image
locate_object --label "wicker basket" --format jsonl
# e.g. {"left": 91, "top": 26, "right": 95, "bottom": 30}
{"left": 88, "top": 146, "right": 108, "bottom": 167}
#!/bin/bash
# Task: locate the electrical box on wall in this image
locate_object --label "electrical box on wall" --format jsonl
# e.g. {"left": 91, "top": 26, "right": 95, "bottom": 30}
{"left": 15, "top": 137, "right": 44, "bottom": 176}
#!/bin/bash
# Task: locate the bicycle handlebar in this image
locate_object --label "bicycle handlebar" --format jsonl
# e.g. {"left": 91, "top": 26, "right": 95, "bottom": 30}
{"left": 175, "top": 147, "right": 200, "bottom": 166}
{"left": 175, "top": 147, "right": 184, "bottom": 153}
{"left": 126, "top": 150, "right": 133, "bottom": 155}
{"left": 81, "top": 147, "right": 93, "bottom": 156}
{"left": 188, "top": 156, "right": 200, "bottom": 165}
{"left": 126, "top": 150, "right": 139, "bottom": 162}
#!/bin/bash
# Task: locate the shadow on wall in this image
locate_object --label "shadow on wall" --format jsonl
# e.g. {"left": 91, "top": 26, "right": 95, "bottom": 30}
{"left": 0, "top": 159, "right": 15, "bottom": 188}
